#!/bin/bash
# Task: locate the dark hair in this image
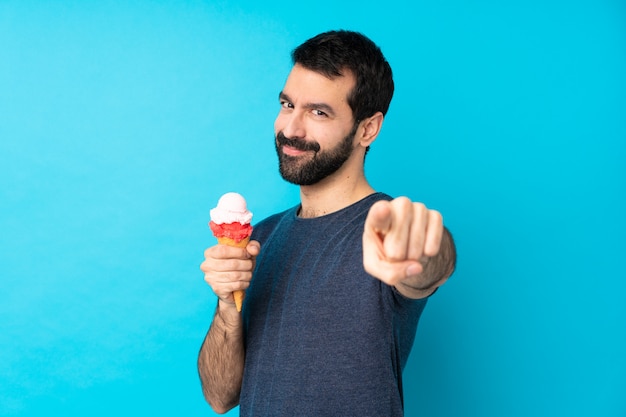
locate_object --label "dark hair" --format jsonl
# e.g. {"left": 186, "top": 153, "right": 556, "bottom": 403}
{"left": 291, "top": 30, "right": 394, "bottom": 124}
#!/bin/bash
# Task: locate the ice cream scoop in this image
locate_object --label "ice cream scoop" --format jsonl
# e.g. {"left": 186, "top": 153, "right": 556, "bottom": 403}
{"left": 209, "top": 192, "right": 253, "bottom": 312}
{"left": 210, "top": 192, "right": 253, "bottom": 225}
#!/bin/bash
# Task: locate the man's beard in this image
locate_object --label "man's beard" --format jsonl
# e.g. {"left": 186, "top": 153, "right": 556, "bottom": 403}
{"left": 275, "top": 125, "right": 358, "bottom": 186}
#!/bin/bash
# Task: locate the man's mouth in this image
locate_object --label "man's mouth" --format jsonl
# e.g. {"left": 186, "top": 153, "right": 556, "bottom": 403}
{"left": 276, "top": 132, "right": 321, "bottom": 154}
{"left": 281, "top": 145, "right": 311, "bottom": 157}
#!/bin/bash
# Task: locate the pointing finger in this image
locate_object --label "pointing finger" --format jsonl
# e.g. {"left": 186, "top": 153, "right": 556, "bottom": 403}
{"left": 364, "top": 200, "right": 393, "bottom": 236}
{"left": 383, "top": 197, "right": 413, "bottom": 261}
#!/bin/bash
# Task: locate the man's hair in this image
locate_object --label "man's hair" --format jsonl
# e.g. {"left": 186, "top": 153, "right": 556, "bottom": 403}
{"left": 291, "top": 30, "right": 394, "bottom": 124}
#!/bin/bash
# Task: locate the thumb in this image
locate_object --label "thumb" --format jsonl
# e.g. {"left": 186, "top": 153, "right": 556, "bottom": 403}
{"left": 246, "top": 240, "right": 261, "bottom": 257}
{"left": 363, "top": 255, "right": 423, "bottom": 286}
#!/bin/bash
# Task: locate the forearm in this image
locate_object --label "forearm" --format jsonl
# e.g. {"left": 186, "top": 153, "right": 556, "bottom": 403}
{"left": 399, "top": 227, "right": 457, "bottom": 298}
{"left": 197, "top": 300, "right": 245, "bottom": 414}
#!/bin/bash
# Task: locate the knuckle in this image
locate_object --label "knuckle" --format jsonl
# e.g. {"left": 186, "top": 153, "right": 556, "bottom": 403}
{"left": 235, "top": 270, "right": 252, "bottom": 281}
{"left": 234, "top": 276, "right": 252, "bottom": 290}
{"left": 430, "top": 209, "right": 443, "bottom": 223}
{"left": 393, "top": 196, "right": 413, "bottom": 213}
{"left": 385, "top": 245, "right": 406, "bottom": 261}
{"left": 408, "top": 245, "right": 424, "bottom": 261}
{"left": 413, "top": 202, "right": 428, "bottom": 218}
{"left": 224, "top": 258, "right": 240, "bottom": 271}
{"left": 214, "top": 245, "right": 229, "bottom": 256}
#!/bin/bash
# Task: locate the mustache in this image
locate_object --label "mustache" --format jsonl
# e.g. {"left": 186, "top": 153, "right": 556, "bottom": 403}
{"left": 276, "top": 132, "right": 321, "bottom": 153}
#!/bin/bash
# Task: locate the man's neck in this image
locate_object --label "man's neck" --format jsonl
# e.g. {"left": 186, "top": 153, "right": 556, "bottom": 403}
{"left": 297, "top": 172, "right": 375, "bottom": 219}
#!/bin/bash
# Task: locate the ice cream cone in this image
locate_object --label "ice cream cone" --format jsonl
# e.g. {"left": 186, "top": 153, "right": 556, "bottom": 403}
{"left": 210, "top": 192, "right": 253, "bottom": 313}
{"left": 216, "top": 236, "right": 250, "bottom": 248}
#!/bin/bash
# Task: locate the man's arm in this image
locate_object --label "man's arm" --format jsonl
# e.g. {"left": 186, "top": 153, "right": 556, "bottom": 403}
{"left": 198, "top": 242, "right": 259, "bottom": 413}
{"left": 198, "top": 301, "right": 244, "bottom": 414}
{"left": 363, "top": 197, "right": 457, "bottom": 299}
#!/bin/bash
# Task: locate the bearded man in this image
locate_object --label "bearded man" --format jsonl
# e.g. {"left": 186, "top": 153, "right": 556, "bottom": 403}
{"left": 198, "top": 30, "right": 456, "bottom": 417}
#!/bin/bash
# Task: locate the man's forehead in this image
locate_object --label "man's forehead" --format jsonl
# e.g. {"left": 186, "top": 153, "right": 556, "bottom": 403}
{"left": 287, "top": 63, "right": 354, "bottom": 81}
{"left": 282, "top": 64, "right": 355, "bottom": 101}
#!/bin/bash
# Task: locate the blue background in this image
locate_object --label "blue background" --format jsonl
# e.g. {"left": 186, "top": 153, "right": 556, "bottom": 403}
{"left": 1, "top": 1, "right": 624, "bottom": 416}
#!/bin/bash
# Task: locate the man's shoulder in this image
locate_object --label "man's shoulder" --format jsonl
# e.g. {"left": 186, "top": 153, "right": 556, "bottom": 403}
{"left": 367, "top": 191, "right": 392, "bottom": 203}
{"left": 250, "top": 206, "right": 295, "bottom": 242}
{"left": 256, "top": 206, "right": 295, "bottom": 227}
{"left": 350, "top": 192, "right": 393, "bottom": 214}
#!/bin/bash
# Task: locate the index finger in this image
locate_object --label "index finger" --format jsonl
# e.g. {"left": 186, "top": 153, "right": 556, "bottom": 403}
{"left": 364, "top": 200, "right": 393, "bottom": 235}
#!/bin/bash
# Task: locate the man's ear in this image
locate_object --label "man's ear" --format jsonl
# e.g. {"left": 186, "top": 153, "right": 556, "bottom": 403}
{"left": 358, "top": 112, "right": 384, "bottom": 148}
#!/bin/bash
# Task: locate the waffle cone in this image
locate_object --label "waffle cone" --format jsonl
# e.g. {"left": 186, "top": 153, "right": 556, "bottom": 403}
{"left": 216, "top": 236, "right": 250, "bottom": 248}
{"left": 216, "top": 236, "right": 250, "bottom": 311}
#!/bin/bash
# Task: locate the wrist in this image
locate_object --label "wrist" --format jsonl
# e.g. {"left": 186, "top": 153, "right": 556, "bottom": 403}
{"left": 217, "top": 299, "right": 243, "bottom": 328}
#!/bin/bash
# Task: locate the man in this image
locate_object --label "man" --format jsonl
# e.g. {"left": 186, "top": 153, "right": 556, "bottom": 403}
{"left": 198, "top": 30, "right": 456, "bottom": 416}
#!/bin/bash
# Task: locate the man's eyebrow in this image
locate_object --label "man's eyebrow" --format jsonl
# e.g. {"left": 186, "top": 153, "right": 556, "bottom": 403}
{"left": 279, "top": 91, "right": 290, "bottom": 102}
{"left": 278, "top": 92, "right": 336, "bottom": 117}
{"left": 305, "top": 101, "right": 336, "bottom": 117}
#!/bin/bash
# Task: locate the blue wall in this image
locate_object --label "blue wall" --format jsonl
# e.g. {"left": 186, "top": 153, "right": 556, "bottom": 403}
{"left": 1, "top": 1, "right": 624, "bottom": 415}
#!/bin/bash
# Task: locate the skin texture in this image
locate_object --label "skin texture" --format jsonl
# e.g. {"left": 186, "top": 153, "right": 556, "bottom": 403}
{"left": 198, "top": 64, "right": 456, "bottom": 413}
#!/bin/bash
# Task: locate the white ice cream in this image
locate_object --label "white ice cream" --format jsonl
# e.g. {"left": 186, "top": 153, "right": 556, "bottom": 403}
{"left": 210, "top": 192, "right": 253, "bottom": 224}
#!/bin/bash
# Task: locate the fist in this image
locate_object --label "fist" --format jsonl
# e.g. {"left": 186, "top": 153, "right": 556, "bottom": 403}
{"left": 200, "top": 241, "right": 260, "bottom": 306}
{"left": 362, "top": 197, "right": 443, "bottom": 287}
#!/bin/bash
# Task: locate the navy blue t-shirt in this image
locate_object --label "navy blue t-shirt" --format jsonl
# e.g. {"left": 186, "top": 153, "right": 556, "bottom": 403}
{"left": 240, "top": 193, "right": 427, "bottom": 417}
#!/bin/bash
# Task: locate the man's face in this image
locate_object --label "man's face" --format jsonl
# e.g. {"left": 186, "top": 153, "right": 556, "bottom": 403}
{"left": 274, "top": 64, "right": 359, "bottom": 186}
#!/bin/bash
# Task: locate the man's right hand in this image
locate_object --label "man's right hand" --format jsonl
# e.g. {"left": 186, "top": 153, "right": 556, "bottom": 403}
{"left": 200, "top": 241, "right": 260, "bottom": 309}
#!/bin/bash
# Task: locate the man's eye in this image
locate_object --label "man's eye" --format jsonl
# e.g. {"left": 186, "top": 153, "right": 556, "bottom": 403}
{"left": 280, "top": 101, "right": 293, "bottom": 109}
{"left": 313, "top": 109, "right": 327, "bottom": 117}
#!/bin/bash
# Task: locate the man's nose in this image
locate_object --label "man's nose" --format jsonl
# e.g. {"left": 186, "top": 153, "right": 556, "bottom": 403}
{"left": 281, "top": 113, "right": 306, "bottom": 139}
